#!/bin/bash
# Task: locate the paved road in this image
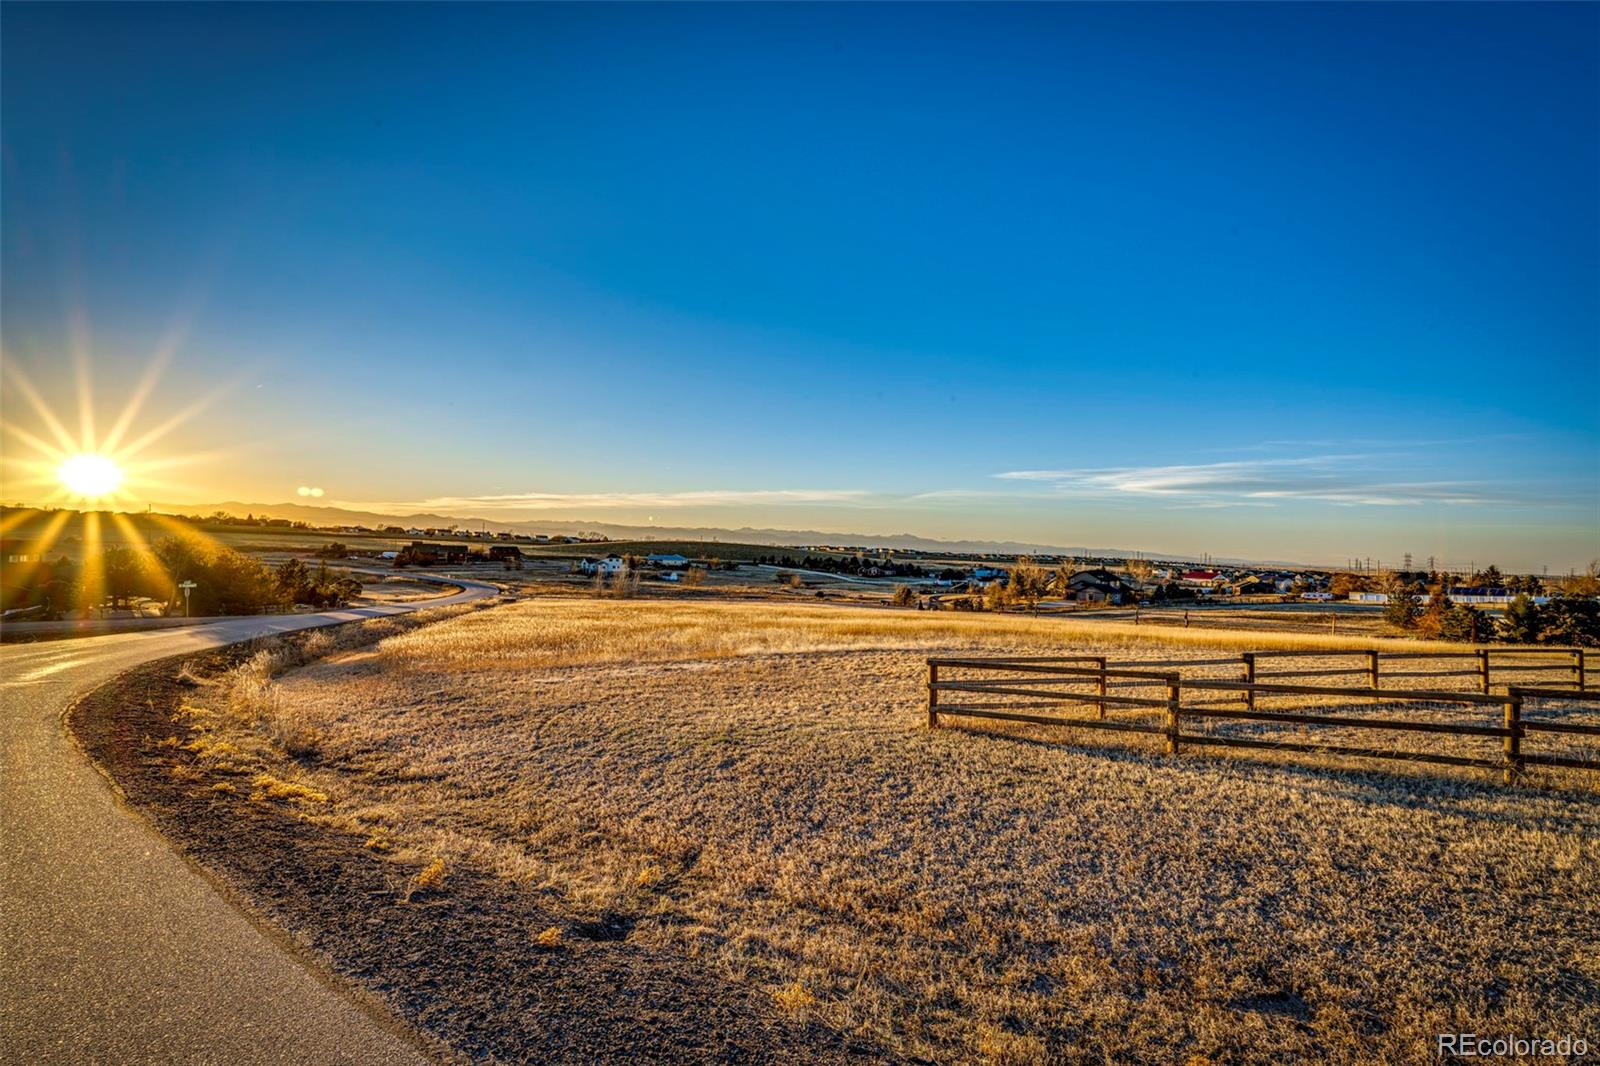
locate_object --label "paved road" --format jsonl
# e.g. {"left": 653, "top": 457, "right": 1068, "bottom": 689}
{"left": 1, "top": 576, "right": 498, "bottom": 1065}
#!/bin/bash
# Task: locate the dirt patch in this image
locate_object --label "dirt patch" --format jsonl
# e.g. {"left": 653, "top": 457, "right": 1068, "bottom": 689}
{"left": 69, "top": 639, "right": 889, "bottom": 1064}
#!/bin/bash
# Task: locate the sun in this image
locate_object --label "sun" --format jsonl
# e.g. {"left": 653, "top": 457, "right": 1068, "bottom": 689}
{"left": 58, "top": 453, "right": 125, "bottom": 500}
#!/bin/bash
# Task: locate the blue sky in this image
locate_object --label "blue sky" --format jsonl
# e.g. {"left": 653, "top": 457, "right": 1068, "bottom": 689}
{"left": 3, "top": 3, "right": 1596, "bottom": 569}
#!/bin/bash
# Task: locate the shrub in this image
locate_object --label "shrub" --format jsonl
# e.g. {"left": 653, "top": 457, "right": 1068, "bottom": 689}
{"left": 891, "top": 585, "right": 918, "bottom": 608}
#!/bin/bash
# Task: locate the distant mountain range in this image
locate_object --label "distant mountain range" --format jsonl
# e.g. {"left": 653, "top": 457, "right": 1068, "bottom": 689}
{"left": 144, "top": 499, "right": 1303, "bottom": 568}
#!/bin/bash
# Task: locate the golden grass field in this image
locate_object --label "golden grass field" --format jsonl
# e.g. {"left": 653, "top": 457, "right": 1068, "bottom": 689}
{"left": 176, "top": 598, "right": 1600, "bottom": 1063}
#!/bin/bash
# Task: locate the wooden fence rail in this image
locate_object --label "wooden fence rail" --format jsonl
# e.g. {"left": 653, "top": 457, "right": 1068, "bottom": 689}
{"left": 927, "top": 649, "right": 1599, "bottom": 785}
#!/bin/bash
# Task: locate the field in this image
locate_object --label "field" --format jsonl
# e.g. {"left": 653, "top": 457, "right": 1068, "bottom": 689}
{"left": 165, "top": 599, "right": 1600, "bottom": 1063}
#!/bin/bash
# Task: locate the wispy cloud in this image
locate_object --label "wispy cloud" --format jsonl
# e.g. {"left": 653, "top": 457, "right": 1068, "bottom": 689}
{"left": 994, "top": 455, "right": 1512, "bottom": 507}
{"left": 333, "top": 489, "right": 874, "bottom": 514}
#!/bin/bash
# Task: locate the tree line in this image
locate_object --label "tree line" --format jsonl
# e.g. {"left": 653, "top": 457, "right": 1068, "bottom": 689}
{"left": 756, "top": 554, "right": 932, "bottom": 578}
{"left": 4, "top": 537, "right": 363, "bottom": 619}
{"left": 1380, "top": 564, "right": 1600, "bottom": 647}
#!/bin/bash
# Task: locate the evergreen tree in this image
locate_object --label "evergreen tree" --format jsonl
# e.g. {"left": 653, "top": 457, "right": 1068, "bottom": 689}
{"left": 1540, "top": 596, "right": 1600, "bottom": 648}
{"left": 1383, "top": 582, "right": 1421, "bottom": 630}
{"left": 1500, "top": 594, "right": 1543, "bottom": 644}
{"left": 1437, "top": 602, "right": 1484, "bottom": 643}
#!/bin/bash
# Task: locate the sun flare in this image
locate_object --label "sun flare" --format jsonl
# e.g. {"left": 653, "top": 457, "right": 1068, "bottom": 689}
{"left": 57, "top": 453, "right": 125, "bottom": 499}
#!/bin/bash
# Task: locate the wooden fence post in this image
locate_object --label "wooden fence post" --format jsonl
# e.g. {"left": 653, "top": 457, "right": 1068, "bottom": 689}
{"left": 1503, "top": 689, "right": 1523, "bottom": 786}
{"left": 1577, "top": 649, "right": 1587, "bottom": 693}
{"left": 1092, "top": 656, "right": 1107, "bottom": 719}
{"left": 1367, "top": 650, "right": 1380, "bottom": 701}
{"left": 1165, "top": 674, "right": 1182, "bottom": 755}
{"left": 927, "top": 662, "right": 939, "bottom": 729}
{"left": 1478, "top": 649, "right": 1491, "bottom": 695}
{"left": 1242, "top": 652, "right": 1256, "bottom": 710}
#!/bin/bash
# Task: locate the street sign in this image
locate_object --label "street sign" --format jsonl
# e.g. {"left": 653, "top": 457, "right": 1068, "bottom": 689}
{"left": 178, "top": 580, "right": 197, "bottom": 618}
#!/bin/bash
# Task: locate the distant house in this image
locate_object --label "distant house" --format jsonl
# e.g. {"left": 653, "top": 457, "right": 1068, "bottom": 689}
{"left": 1233, "top": 579, "right": 1275, "bottom": 595}
{"left": 404, "top": 541, "right": 467, "bottom": 565}
{"left": 1066, "top": 568, "right": 1129, "bottom": 604}
{"left": 1180, "top": 569, "right": 1223, "bottom": 587}
{"left": 2, "top": 540, "right": 40, "bottom": 565}
{"left": 577, "top": 553, "right": 626, "bottom": 576}
{"left": 646, "top": 553, "right": 689, "bottom": 569}
{"left": 487, "top": 545, "right": 524, "bottom": 562}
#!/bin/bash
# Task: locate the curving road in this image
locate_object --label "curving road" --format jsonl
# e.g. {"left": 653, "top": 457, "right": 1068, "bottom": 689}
{"left": 1, "top": 575, "right": 498, "bottom": 1064}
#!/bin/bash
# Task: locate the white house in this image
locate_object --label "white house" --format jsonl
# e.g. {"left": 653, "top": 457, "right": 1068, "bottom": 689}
{"left": 577, "top": 554, "right": 626, "bottom": 576}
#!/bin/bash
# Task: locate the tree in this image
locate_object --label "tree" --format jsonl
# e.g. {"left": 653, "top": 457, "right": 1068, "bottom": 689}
{"left": 1554, "top": 560, "right": 1600, "bottom": 598}
{"left": 1504, "top": 573, "right": 1541, "bottom": 595}
{"left": 1382, "top": 574, "right": 1421, "bottom": 630}
{"left": 984, "top": 580, "right": 1010, "bottom": 612}
{"left": 890, "top": 584, "right": 918, "bottom": 608}
{"left": 1437, "top": 602, "right": 1486, "bottom": 644}
{"left": 1330, "top": 572, "right": 1370, "bottom": 598}
{"left": 1050, "top": 568, "right": 1072, "bottom": 598}
{"left": 1500, "top": 594, "right": 1542, "bottom": 644}
{"left": 100, "top": 546, "right": 164, "bottom": 608}
{"left": 151, "top": 535, "right": 274, "bottom": 616}
{"left": 1540, "top": 595, "right": 1600, "bottom": 648}
{"left": 1008, "top": 560, "right": 1049, "bottom": 613}
{"left": 274, "top": 559, "right": 314, "bottom": 604}
{"left": 1124, "top": 558, "right": 1153, "bottom": 583}
{"left": 1469, "top": 564, "right": 1503, "bottom": 588}
{"left": 1414, "top": 583, "right": 1452, "bottom": 638}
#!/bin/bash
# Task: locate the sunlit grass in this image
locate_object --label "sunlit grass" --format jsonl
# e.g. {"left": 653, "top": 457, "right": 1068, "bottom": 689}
{"left": 167, "top": 599, "right": 1600, "bottom": 1063}
{"left": 374, "top": 596, "right": 1460, "bottom": 672}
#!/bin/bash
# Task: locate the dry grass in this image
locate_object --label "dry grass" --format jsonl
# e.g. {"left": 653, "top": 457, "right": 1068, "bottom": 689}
{"left": 249, "top": 771, "right": 329, "bottom": 805}
{"left": 372, "top": 597, "right": 1452, "bottom": 671}
{"left": 175, "top": 597, "right": 1600, "bottom": 1064}
{"left": 412, "top": 857, "right": 449, "bottom": 892}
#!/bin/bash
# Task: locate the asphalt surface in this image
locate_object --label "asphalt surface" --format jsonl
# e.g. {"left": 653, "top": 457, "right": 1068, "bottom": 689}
{"left": 1, "top": 575, "right": 498, "bottom": 1065}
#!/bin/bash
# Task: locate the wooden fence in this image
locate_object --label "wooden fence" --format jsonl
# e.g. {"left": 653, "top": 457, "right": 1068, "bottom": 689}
{"left": 926, "top": 647, "right": 1597, "bottom": 785}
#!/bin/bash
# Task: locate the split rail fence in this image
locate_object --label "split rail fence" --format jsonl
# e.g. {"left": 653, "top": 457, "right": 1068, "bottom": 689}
{"left": 926, "top": 647, "right": 1597, "bottom": 784}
